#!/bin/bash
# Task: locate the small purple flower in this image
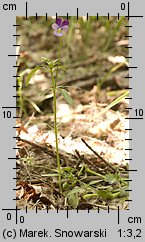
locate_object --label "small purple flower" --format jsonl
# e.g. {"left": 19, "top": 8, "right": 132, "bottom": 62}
{"left": 52, "top": 18, "right": 69, "bottom": 37}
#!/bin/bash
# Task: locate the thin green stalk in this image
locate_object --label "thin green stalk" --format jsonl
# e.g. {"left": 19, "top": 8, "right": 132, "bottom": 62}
{"left": 50, "top": 37, "right": 62, "bottom": 192}
{"left": 56, "top": 37, "right": 62, "bottom": 82}
{"left": 50, "top": 70, "right": 61, "bottom": 191}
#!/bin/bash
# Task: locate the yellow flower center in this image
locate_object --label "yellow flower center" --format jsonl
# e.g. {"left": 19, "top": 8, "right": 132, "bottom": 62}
{"left": 57, "top": 28, "right": 61, "bottom": 33}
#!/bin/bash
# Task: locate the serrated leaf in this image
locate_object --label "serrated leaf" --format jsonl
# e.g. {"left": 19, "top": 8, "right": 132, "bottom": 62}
{"left": 26, "top": 66, "right": 42, "bottom": 86}
{"left": 60, "top": 88, "right": 73, "bottom": 106}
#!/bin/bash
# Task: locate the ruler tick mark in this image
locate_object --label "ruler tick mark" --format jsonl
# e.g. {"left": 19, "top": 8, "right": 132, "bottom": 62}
{"left": 127, "top": 2, "right": 130, "bottom": 20}
{"left": 117, "top": 206, "right": 120, "bottom": 224}
{"left": 77, "top": 8, "right": 78, "bottom": 20}
{"left": 88, "top": 207, "right": 90, "bottom": 213}
{"left": 13, "top": 25, "right": 20, "bottom": 27}
{"left": 2, "top": 208, "right": 20, "bottom": 211}
{"left": 13, "top": 126, "right": 20, "bottom": 129}
{"left": 125, "top": 117, "right": 143, "bottom": 120}
{"left": 2, "top": 106, "right": 20, "bottom": 109}
{"left": 46, "top": 206, "right": 49, "bottom": 213}
{"left": 125, "top": 15, "right": 143, "bottom": 18}
{"left": 8, "top": 157, "right": 20, "bottom": 160}
{"left": 125, "top": 35, "right": 132, "bottom": 38}
{"left": 126, "top": 66, "right": 137, "bottom": 69}
{"left": 126, "top": 169, "right": 137, "bottom": 172}
{"left": 13, "top": 136, "right": 20, "bottom": 139}
{"left": 26, "top": 2, "right": 28, "bottom": 20}
{"left": 108, "top": 206, "right": 110, "bottom": 213}
{"left": 13, "top": 188, "right": 20, "bottom": 191}
{"left": 8, "top": 54, "right": 20, "bottom": 57}
{"left": 118, "top": 13, "right": 120, "bottom": 20}
{"left": 108, "top": 13, "right": 109, "bottom": 20}
{"left": 67, "top": 206, "right": 69, "bottom": 218}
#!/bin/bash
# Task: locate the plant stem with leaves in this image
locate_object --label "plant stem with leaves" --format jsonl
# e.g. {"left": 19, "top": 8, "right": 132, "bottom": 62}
{"left": 50, "top": 65, "right": 61, "bottom": 191}
{"left": 26, "top": 18, "right": 70, "bottom": 193}
{"left": 53, "top": 37, "right": 62, "bottom": 191}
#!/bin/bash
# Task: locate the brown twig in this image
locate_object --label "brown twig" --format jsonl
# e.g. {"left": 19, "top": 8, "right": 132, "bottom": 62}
{"left": 18, "top": 137, "right": 54, "bottom": 156}
{"left": 59, "top": 73, "right": 99, "bottom": 85}
{"left": 81, "top": 138, "right": 116, "bottom": 173}
{"left": 75, "top": 149, "right": 100, "bottom": 171}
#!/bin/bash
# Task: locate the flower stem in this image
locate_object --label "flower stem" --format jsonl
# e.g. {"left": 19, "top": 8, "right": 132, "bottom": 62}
{"left": 56, "top": 37, "right": 62, "bottom": 82}
{"left": 51, "top": 37, "right": 62, "bottom": 192}
{"left": 51, "top": 70, "right": 61, "bottom": 192}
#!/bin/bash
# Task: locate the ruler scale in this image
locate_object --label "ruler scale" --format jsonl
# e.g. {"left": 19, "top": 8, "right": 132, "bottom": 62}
{"left": 0, "top": 0, "right": 145, "bottom": 241}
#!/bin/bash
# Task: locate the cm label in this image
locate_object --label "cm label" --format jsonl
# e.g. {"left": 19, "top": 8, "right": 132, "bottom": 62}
{"left": 3, "top": 3, "right": 16, "bottom": 11}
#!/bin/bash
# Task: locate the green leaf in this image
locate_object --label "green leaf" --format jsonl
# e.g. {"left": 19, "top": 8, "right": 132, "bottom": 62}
{"left": 59, "top": 65, "right": 67, "bottom": 71}
{"left": 26, "top": 66, "right": 42, "bottom": 86}
{"left": 89, "top": 180, "right": 102, "bottom": 186}
{"left": 67, "top": 191, "right": 79, "bottom": 207}
{"left": 98, "top": 190, "right": 114, "bottom": 200}
{"left": 104, "top": 173, "right": 118, "bottom": 184}
{"left": 60, "top": 88, "right": 73, "bottom": 106}
{"left": 97, "top": 91, "right": 129, "bottom": 117}
{"left": 25, "top": 98, "right": 42, "bottom": 113}
{"left": 67, "top": 188, "right": 84, "bottom": 207}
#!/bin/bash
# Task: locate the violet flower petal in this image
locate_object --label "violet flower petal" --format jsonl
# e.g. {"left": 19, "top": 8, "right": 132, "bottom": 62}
{"left": 53, "top": 31, "right": 63, "bottom": 37}
{"left": 56, "top": 18, "right": 62, "bottom": 26}
{"left": 62, "top": 20, "right": 69, "bottom": 27}
{"left": 61, "top": 25, "right": 69, "bottom": 32}
{"left": 52, "top": 23, "right": 59, "bottom": 30}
